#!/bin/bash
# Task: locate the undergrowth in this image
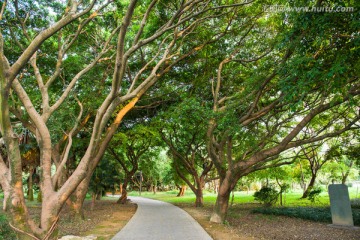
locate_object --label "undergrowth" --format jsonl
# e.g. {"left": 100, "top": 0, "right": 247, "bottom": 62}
{"left": 252, "top": 207, "right": 360, "bottom": 226}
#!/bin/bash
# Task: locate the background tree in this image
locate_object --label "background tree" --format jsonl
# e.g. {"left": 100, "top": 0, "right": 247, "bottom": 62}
{"left": 157, "top": 98, "right": 213, "bottom": 207}
{"left": 323, "top": 133, "right": 360, "bottom": 185}
{"left": 108, "top": 125, "right": 159, "bottom": 204}
{"left": 299, "top": 142, "right": 330, "bottom": 199}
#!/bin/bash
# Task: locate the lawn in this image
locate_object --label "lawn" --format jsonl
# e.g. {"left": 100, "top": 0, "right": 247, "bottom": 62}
{"left": 128, "top": 186, "right": 360, "bottom": 207}
{"left": 126, "top": 186, "right": 360, "bottom": 226}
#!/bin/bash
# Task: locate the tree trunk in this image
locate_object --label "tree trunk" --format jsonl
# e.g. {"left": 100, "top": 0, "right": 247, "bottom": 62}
{"left": 210, "top": 185, "right": 231, "bottom": 223}
{"left": 177, "top": 185, "right": 186, "bottom": 197}
{"left": 91, "top": 193, "right": 96, "bottom": 211}
{"left": 117, "top": 181, "right": 128, "bottom": 204}
{"left": 27, "top": 167, "right": 34, "bottom": 201}
{"left": 195, "top": 188, "right": 204, "bottom": 207}
{"left": 301, "top": 173, "right": 317, "bottom": 199}
{"left": 210, "top": 176, "right": 233, "bottom": 223}
{"left": 118, "top": 187, "right": 128, "bottom": 204}
{"left": 0, "top": 161, "right": 10, "bottom": 211}
{"left": 96, "top": 190, "right": 102, "bottom": 200}
{"left": 119, "top": 182, "right": 123, "bottom": 194}
{"left": 67, "top": 174, "right": 92, "bottom": 221}
{"left": 2, "top": 187, "right": 9, "bottom": 211}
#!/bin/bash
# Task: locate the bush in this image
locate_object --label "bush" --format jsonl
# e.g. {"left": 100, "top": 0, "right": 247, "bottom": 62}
{"left": 351, "top": 198, "right": 360, "bottom": 209}
{"left": 307, "top": 186, "right": 322, "bottom": 203}
{"left": 252, "top": 207, "right": 360, "bottom": 226}
{"left": 0, "top": 214, "right": 17, "bottom": 240}
{"left": 253, "top": 186, "right": 279, "bottom": 206}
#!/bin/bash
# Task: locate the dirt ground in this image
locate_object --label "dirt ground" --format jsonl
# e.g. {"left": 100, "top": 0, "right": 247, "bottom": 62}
{"left": 27, "top": 199, "right": 360, "bottom": 240}
{"left": 26, "top": 199, "right": 136, "bottom": 240}
{"left": 179, "top": 203, "right": 360, "bottom": 240}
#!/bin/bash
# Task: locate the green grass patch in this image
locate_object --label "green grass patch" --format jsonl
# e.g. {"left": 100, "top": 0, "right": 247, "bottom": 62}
{"left": 0, "top": 214, "right": 17, "bottom": 240}
{"left": 127, "top": 190, "right": 255, "bottom": 206}
{"left": 252, "top": 207, "right": 360, "bottom": 226}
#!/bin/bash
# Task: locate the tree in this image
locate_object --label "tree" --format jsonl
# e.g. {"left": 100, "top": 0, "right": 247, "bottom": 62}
{"left": 157, "top": 98, "right": 213, "bottom": 207}
{"left": 204, "top": 2, "right": 360, "bottom": 223}
{"left": 323, "top": 134, "right": 360, "bottom": 185}
{"left": 299, "top": 143, "right": 329, "bottom": 199}
{"left": 108, "top": 125, "right": 159, "bottom": 204}
{"left": 0, "top": 1, "right": 241, "bottom": 238}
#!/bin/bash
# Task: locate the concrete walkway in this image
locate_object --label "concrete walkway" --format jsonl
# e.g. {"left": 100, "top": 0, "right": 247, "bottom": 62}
{"left": 111, "top": 196, "right": 213, "bottom": 240}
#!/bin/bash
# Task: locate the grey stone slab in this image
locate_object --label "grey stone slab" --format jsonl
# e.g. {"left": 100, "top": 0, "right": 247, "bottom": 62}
{"left": 111, "top": 197, "right": 212, "bottom": 240}
{"left": 328, "top": 184, "right": 354, "bottom": 227}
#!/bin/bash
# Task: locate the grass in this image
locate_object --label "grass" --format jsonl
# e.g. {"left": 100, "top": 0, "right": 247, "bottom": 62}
{"left": 127, "top": 189, "right": 334, "bottom": 207}
{"left": 128, "top": 190, "right": 255, "bottom": 206}
{"left": 0, "top": 214, "right": 17, "bottom": 240}
{"left": 124, "top": 187, "right": 360, "bottom": 226}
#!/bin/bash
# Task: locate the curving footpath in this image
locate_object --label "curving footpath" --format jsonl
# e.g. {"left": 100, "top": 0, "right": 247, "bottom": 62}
{"left": 111, "top": 196, "right": 213, "bottom": 240}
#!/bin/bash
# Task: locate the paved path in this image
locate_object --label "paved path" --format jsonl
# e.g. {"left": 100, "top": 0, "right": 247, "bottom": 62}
{"left": 111, "top": 196, "right": 213, "bottom": 240}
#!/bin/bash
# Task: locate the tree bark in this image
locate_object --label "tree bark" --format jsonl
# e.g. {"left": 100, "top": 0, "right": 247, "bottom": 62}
{"left": 301, "top": 173, "right": 316, "bottom": 199}
{"left": 68, "top": 173, "right": 93, "bottom": 220}
{"left": 27, "top": 166, "right": 34, "bottom": 201}
{"left": 210, "top": 174, "right": 234, "bottom": 223}
{"left": 177, "top": 185, "right": 186, "bottom": 197}
{"left": 195, "top": 188, "right": 204, "bottom": 207}
{"left": 0, "top": 159, "right": 10, "bottom": 211}
{"left": 210, "top": 179, "right": 232, "bottom": 223}
{"left": 117, "top": 180, "right": 129, "bottom": 204}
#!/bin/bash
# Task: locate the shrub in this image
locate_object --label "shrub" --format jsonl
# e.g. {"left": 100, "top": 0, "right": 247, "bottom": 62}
{"left": 253, "top": 186, "right": 279, "bottom": 206}
{"left": 252, "top": 207, "right": 360, "bottom": 226}
{"left": 0, "top": 214, "right": 17, "bottom": 240}
{"left": 307, "top": 186, "right": 322, "bottom": 203}
{"left": 351, "top": 198, "right": 360, "bottom": 209}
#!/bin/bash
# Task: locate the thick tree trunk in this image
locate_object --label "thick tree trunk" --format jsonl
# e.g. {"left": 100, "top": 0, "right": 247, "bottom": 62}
{"left": 195, "top": 188, "right": 204, "bottom": 207}
{"left": 118, "top": 187, "right": 128, "bottom": 204}
{"left": 117, "top": 180, "right": 129, "bottom": 204}
{"left": 210, "top": 175, "right": 234, "bottom": 223}
{"left": 210, "top": 184, "right": 231, "bottom": 223}
{"left": 301, "top": 174, "right": 317, "bottom": 199}
{"left": 68, "top": 174, "right": 92, "bottom": 220}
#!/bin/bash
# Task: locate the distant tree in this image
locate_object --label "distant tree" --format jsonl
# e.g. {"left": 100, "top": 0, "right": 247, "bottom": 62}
{"left": 108, "top": 125, "right": 159, "bottom": 204}
{"left": 299, "top": 142, "right": 330, "bottom": 199}
{"left": 324, "top": 134, "right": 360, "bottom": 185}
{"left": 157, "top": 99, "right": 213, "bottom": 207}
